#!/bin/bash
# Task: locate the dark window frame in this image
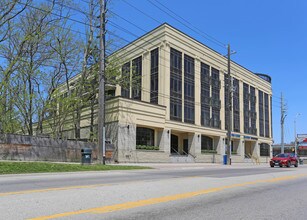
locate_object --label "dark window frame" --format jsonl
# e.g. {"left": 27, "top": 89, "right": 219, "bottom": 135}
{"left": 121, "top": 62, "right": 130, "bottom": 98}
{"left": 150, "top": 48, "right": 159, "bottom": 104}
{"left": 264, "top": 93, "right": 270, "bottom": 138}
{"left": 132, "top": 56, "right": 142, "bottom": 100}
{"left": 136, "top": 127, "right": 155, "bottom": 146}
{"left": 170, "top": 48, "right": 182, "bottom": 121}
{"left": 260, "top": 143, "right": 270, "bottom": 156}
{"left": 201, "top": 62, "right": 211, "bottom": 127}
{"left": 184, "top": 54, "right": 195, "bottom": 124}
{"left": 201, "top": 135, "right": 214, "bottom": 152}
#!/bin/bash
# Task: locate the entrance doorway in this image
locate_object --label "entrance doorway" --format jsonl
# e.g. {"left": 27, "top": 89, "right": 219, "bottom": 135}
{"left": 171, "top": 134, "right": 179, "bottom": 154}
{"left": 183, "top": 139, "right": 189, "bottom": 155}
{"left": 245, "top": 141, "right": 252, "bottom": 157}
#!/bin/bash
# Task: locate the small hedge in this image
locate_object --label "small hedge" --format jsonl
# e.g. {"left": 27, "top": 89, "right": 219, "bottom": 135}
{"left": 136, "top": 145, "right": 159, "bottom": 150}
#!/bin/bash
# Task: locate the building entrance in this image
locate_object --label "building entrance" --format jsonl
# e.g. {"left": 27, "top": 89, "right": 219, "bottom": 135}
{"left": 171, "top": 134, "right": 179, "bottom": 154}
{"left": 183, "top": 139, "right": 189, "bottom": 155}
{"left": 244, "top": 141, "right": 253, "bottom": 158}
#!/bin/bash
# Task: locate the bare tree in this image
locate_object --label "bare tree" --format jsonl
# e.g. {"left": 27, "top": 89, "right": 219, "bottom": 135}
{"left": 0, "top": 0, "right": 31, "bottom": 43}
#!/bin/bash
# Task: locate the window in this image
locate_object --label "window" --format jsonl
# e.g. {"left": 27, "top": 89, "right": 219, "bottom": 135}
{"left": 201, "top": 135, "right": 214, "bottom": 152}
{"left": 201, "top": 63, "right": 210, "bottom": 127}
{"left": 211, "top": 68, "right": 220, "bottom": 128}
{"left": 211, "top": 68, "right": 220, "bottom": 103}
{"left": 233, "top": 78, "right": 240, "bottom": 132}
{"left": 250, "top": 86, "right": 256, "bottom": 135}
{"left": 170, "top": 48, "right": 182, "bottom": 121}
{"left": 184, "top": 54, "right": 195, "bottom": 124}
{"left": 212, "top": 108, "right": 220, "bottom": 128}
{"left": 201, "top": 106, "right": 210, "bottom": 127}
{"left": 224, "top": 73, "right": 230, "bottom": 130}
{"left": 243, "top": 83, "right": 249, "bottom": 134}
{"left": 121, "top": 62, "right": 130, "bottom": 98}
{"left": 132, "top": 56, "right": 142, "bottom": 100}
{"left": 259, "top": 90, "right": 264, "bottom": 137}
{"left": 260, "top": 143, "right": 270, "bottom": 156}
{"left": 264, "top": 93, "right": 269, "bottom": 137}
{"left": 150, "top": 48, "right": 159, "bottom": 104}
{"left": 136, "top": 127, "right": 154, "bottom": 146}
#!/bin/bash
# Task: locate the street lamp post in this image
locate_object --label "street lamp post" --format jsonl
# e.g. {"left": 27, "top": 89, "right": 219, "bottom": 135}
{"left": 294, "top": 113, "right": 301, "bottom": 155}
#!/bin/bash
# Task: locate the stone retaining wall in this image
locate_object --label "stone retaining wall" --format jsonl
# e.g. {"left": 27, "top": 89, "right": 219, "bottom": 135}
{"left": 0, "top": 134, "right": 97, "bottom": 162}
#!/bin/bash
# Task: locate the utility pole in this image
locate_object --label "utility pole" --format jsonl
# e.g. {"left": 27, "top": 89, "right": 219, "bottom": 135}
{"left": 98, "top": 0, "right": 106, "bottom": 164}
{"left": 227, "top": 44, "right": 232, "bottom": 165}
{"left": 281, "top": 93, "right": 286, "bottom": 154}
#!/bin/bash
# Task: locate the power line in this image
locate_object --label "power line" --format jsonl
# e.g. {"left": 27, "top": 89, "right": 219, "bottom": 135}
{"left": 146, "top": 0, "right": 227, "bottom": 49}
{"left": 0, "top": 54, "right": 82, "bottom": 72}
{"left": 17, "top": 1, "right": 97, "bottom": 29}
{"left": 150, "top": 0, "right": 227, "bottom": 48}
{"left": 109, "top": 10, "right": 149, "bottom": 33}
{"left": 120, "top": 0, "right": 161, "bottom": 24}
{"left": 108, "top": 22, "right": 268, "bottom": 88}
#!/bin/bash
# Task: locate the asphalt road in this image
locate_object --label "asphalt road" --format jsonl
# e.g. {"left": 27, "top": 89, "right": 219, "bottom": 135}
{"left": 1, "top": 163, "right": 307, "bottom": 220}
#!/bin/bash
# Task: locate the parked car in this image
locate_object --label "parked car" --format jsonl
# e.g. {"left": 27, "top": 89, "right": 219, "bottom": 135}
{"left": 270, "top": 153, "right": 298, "bottom": 168}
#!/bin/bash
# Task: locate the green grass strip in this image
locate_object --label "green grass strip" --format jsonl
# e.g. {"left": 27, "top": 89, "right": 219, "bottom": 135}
{"left": 0, "top": 161, "right": 151, "bottom": 175}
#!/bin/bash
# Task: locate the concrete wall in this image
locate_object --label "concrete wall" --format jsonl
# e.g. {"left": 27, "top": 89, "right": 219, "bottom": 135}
{"left": 0, "top": 134, "right": 97, "bottom": 162}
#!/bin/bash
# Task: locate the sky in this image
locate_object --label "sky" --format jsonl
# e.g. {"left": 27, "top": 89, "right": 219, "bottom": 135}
{"left": 104, "top": 0, "right": 307, "bottom": 144}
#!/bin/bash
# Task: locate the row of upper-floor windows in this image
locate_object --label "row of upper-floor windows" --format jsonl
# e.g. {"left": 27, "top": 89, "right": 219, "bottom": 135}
{"left": 119, "top": 47, "right": 272, "bottom": 136}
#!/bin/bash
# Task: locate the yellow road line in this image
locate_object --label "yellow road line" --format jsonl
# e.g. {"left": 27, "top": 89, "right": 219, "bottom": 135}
{"left": 0, "top": 184, "right": 110, "bottom": 197}
{"left": 0, "top": 175, "right": 200, "bottom": 197}
{"left": 28, "top": 174, "right": 307, "bottom": 220}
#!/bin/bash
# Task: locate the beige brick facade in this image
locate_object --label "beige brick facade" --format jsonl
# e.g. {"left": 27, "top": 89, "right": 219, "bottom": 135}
{"left": 59, "top": 23, "right": 273, "bottom": 163}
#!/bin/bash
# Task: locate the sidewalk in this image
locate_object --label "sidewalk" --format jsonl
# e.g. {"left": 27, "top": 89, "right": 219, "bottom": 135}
{"left": 115, "top": 162, "right": 270, "bottom": 170}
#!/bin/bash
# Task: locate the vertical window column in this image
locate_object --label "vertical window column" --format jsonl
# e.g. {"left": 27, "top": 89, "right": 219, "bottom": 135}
{"left": 201, "top": 63, "right": 211, "bottom": 127}
{"left": 224, "top": 73, "right": 230, "bottom": 130}
{"left": 132, "top": 56, "right": 142, "bottom": 100}
{"left": 150, "top": 48, "right": 159, "bottom": 104}
{"left": 264, "top": 93, "right": 269, "bottom": 137}
{"left": 184, "top": 54, "right": 195, "bottom": 124}
{"left": 233, "top": 78, "right": 240, "bottom": 132}
{"left": 121, "top": 62, "right": 130, "bottom": 98}
{"left": 243, "top": 83, "right": 250, "bottom": 134}
{"left": 250, "top": 86, "right": 257, "bottom": 135}
{"left": 259, "top": 90, "right": 264, "bottom": 137}
{"left": 170, "top": 48, "right": 182, "bottom": 121}
{"left": 211, "top": 68, "right": 221, "bottom": 129}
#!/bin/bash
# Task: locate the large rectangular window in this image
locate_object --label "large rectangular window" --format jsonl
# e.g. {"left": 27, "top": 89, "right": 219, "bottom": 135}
{"left": 243, "top": 83, "right": 249, "bottom": 134}
{"left": 233, "top": 78, "right": 240, "bottom": 132}
{"left": 201, "top": 63, "right": 210, "bottom": 127}
{"left": 150, "top": 48, "right": 159, "bottom": 104}
{"left": 260, "top": 143, "right": 270, "bottom": 156}
{"left": 184, "top": 54, "right": 195, "bottom": 124}
{"left": 250, "top": 86, "right": 257, "bottom": 135}
{"left": 264, "top": 93, "right": 270, "bottom": 137}
{"left": 211, "top": 68, "right": 220, "bottom": 128}
{"left": 121, "top": 62, "right": 130, "bottom": 98}
{"left": 259, "top": 90, "right": 264, "bottom": 137}
{"left": 201, "top": 135, "right": 214, "bottom": 153}
{"left": 170, "top": 48, "right": 182, "bottom": 121}
{"left": 132, "top": 56, "right": 142, "bottom": 100}
{"left": 224, "top": 73, "right": 230, "bottom": 130}
{"left": 136, "top": 127, "right": 154, "bottom": 146}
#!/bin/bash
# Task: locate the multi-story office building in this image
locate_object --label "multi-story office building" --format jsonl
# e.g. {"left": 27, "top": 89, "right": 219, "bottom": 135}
{"left": 58, "top": 23, "right": 273, "bottom": 163}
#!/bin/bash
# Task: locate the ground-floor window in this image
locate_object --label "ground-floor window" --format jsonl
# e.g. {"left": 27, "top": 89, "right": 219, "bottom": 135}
{"left": 298, "top": 149, "right": 307, "bottom": 156}
{"left": 136, "top": 127, "right": 154, "bottom": 147}
{"left": 201, "top": 135, "right": 215, "bottom": 153}
{"left": 260, "top": 143, "right": 270, "bottom": 156}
